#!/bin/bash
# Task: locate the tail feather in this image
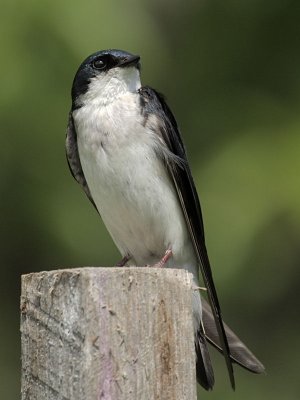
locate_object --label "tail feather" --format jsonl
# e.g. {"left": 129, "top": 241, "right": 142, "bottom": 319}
{"left": 195, "top": 322, "right": 215, "bottom": 390}
{"left": 202, "top": 298, "right": 265, "bottom": 374}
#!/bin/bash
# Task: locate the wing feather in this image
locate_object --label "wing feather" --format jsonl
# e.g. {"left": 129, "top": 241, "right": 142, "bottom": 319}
{"left": 66, "top": 112, "right": 98, "bottom": 211}
{"left": 139, "top": 86, "right": 235, "bottom": 389}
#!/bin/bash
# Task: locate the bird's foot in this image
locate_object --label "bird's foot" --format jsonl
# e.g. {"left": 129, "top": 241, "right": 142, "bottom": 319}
{"left": 115, "top": 254, "right": 131, "bottom": 267}
{"left": 151, "top": 249, "right": 173, "bottom": 268}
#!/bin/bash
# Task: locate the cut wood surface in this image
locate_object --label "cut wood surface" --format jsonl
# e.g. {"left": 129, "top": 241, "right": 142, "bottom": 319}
{"left": 21, "top": 267, "right": 197, "bottom": 400}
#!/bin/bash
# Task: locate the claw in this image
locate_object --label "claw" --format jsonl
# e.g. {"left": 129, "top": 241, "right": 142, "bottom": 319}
{"left": 193, "top": 286, "right": 207, "bottom": 292}
{"left": 115, "top": 254, "right": 131, "bottom": 267}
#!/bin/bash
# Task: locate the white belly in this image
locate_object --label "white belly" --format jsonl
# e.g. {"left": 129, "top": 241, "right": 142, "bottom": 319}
{"left": 73, "top": 93, "right": 197, "bottom": 273}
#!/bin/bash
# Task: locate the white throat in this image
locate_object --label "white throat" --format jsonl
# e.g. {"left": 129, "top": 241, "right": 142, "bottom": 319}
{"left": 78, "top": 66, "right": 141, "bottom": 108}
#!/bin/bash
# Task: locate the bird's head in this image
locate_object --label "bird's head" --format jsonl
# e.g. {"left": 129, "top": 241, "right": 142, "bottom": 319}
{"left": 71, "top": 49, "right": 141, "bottom": 108}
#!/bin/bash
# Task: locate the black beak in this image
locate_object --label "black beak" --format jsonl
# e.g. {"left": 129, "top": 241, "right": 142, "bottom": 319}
{"left": 118, "top": 54, "right": 140, "bottom": 68}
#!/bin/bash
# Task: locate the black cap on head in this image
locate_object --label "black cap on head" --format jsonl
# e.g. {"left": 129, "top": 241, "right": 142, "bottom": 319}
{"left": 71, "top": 49, "right": 140, "bottom": 103}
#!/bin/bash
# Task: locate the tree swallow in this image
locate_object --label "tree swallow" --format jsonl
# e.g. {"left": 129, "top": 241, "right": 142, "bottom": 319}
{"left": 66, "top": 49, "right": 264, "bottom": 390}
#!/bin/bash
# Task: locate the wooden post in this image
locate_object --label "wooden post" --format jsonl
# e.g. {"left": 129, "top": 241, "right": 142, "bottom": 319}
{"left": 21, "top": 267, "right": 197, "bottom": 400}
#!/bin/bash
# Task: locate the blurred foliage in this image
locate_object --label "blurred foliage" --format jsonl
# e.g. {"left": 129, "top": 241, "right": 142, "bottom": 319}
{"left": 1, "top": 0, "right": 299, "bottom": 398}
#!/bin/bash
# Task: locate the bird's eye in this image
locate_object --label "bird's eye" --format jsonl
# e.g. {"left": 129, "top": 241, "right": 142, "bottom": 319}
{"left": 92, "top": 58, "right": 107, "bottom": 70}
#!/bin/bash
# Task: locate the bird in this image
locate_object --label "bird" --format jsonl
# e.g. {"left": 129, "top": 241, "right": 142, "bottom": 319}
{"left": 66, "top": 49, "right": 264, "bottom": 390}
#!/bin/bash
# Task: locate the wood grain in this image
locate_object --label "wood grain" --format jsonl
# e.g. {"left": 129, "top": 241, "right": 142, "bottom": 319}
{"left": 21, "top": 267, "right": 196, "bottom": 400}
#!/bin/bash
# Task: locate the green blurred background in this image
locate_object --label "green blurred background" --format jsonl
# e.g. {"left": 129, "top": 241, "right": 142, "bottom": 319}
{"left": 1, "top": 0, "right": 299, "bottom": 398}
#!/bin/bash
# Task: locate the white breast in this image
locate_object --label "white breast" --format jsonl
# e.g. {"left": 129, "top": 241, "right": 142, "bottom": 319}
{"left": 73, "top": 91, "right": 197, "bottom": 275}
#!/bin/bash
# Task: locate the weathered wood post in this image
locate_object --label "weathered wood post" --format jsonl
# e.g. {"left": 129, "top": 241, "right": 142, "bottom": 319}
{"left": 21, "top": 267, "right": 197, "bottom": 400}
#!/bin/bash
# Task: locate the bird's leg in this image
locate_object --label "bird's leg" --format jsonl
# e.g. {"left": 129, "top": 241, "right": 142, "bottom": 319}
{"left": 115, "top": 254, "right": 131, "bottom": 267}
{"left": 152, "top": 248, "right": 173, "bottom": 268}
